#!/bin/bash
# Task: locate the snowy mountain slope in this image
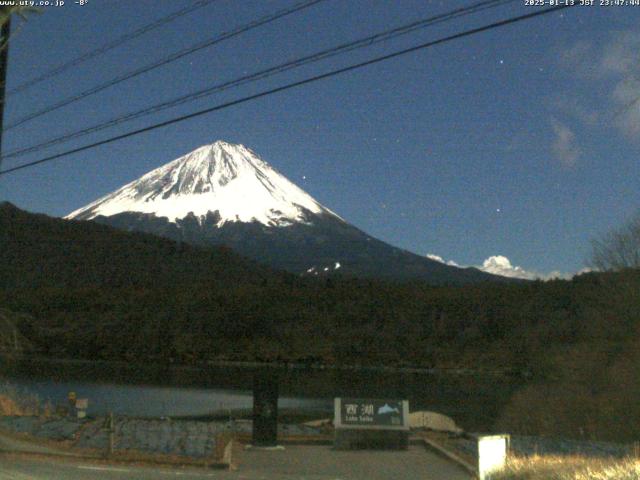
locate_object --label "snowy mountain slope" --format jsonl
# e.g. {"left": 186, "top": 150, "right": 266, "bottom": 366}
{"left": 66, "top": 141, "right": 513, "bottom": 285}
{"left": 66, "top": 140, "right": 340, "bottom": 227}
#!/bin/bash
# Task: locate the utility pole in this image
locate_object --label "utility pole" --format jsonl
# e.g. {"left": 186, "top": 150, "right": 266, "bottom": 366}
{"left": 0, "top": 9, "right": 10, "bottom": 160}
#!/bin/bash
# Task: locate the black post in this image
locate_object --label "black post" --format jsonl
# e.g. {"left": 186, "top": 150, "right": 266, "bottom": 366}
{"left": 0, "top": 11, "right": 11, "bottom": 161}
{"left": 252, "top": 371, "right": 279, "bottom": 447}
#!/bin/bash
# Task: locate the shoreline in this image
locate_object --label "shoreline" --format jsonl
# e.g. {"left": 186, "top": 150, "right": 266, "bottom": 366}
{"left": 3, "top": 354, "right": 517, "bottom": 378}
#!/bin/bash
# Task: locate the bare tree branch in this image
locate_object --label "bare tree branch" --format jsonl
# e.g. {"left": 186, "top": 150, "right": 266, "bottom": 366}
{"left": 589, "top": 211, "right": 640, "bottom": 271}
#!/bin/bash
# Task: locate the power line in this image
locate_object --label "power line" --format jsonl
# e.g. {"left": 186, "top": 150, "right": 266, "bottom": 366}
{"left": 3, "top": 0, "right": 326, "bottom": 130}
{"left": 0, "top": 4, "right": 574, "bottom": 178}
{"left": 6, "top": 0, "right": 220, "bottom": 97}
{"left": 1, "top": 0, "right": 516, "bottom": 161}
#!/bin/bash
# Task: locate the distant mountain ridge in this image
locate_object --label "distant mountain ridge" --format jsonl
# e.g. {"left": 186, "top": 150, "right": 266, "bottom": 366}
{"left": 66, "top": 140, "right": 510, "bottom": 285}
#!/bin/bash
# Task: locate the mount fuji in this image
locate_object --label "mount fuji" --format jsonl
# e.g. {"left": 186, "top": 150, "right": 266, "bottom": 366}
{"left": 66, "top": 140, "right": 505, "bottom": 284}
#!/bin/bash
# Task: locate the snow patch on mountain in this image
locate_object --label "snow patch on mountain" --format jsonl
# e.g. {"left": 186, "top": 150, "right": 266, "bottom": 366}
{"left": 304, "top": 261, "right": 342, "bottom": 276}
{"left": 426, "top": 253, "right": 460, "bottom": 267}
{"left": 66, "top": 140, "right": 341, "bottom": 227}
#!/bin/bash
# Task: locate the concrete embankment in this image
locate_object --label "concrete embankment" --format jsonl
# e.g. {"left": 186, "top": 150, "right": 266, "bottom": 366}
{"left": 0, "top": 415, "right": 323, "bottom": 459}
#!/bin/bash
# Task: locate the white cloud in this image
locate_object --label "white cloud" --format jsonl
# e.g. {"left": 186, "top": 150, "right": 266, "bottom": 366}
{"left": 426, "top": 253, "right": 459, "bottom": 267}
{"left": 550, "top": 118, "right": 581, "bottom": 167}
{"left": 600, "top": 32, "right": 640, "bottom": 141}
{"left": 551, "top": 96, "right": 599, "bottom": 127}
{"left": 599, "top": 31, "right": 640, "bottom": 76}
{"left": 559, "top": 40, "right": 596, "bottom": 78}
{"left": 612, "top": 77, "right": 640, "bottom": 140}
{"left": 480, "top": 255, "right": 537, "bottom": 280}
{"left": 559, "top": 30, "right": 640, "bottom": 142}
{"left": 427, "top": 253, "right": 584, "bottom": 281}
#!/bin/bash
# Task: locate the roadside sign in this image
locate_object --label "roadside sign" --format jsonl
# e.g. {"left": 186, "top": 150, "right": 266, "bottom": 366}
{"left": 334, "top": 397, "right": 410, "bottom": 450}
{"left": 336, "top": 398, "right": 407, "bottom": 429}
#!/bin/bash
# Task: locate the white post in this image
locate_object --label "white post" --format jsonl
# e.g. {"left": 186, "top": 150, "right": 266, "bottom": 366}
{"left": 478, "top": 434, "right": 509, "bottom": 480}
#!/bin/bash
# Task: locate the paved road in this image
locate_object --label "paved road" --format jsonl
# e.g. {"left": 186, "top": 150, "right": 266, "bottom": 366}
{"left": 238, "top": 445, "right": 472, "bottom": 479}
{"left": 0, "top": 432, "right": 73, "bottom": 456}
{"left": 0, "top": 446, "right": 472, "bottom": 480}
{"left": 0, "top": 456, "right": 223, "bottom": 479}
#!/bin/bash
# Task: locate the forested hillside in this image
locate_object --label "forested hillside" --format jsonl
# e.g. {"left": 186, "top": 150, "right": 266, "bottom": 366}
{"left": 2, "top": 202, "right": 640, "bottom": 440}
{"left": 1, "top": 201, "right": 637, "bottom": 368}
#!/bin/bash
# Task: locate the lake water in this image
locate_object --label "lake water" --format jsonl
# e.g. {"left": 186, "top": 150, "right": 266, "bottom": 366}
{"left": 3, "top": 378, "right": 330, "bottom": 418}
{"left": 0, "top": 359, "right": 521, "bottom": 430}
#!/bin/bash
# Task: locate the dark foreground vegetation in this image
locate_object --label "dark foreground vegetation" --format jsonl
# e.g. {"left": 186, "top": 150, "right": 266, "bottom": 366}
{"left": 2, "top": 202, "right": 640, "bottom": 441}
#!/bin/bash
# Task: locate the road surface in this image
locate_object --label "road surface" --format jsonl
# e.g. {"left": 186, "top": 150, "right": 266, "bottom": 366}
{"left": 0, "top": 446, "right": 472, "bottom": 479}
{"left": 0, "top": 456, "right": 222, "bottom": 479}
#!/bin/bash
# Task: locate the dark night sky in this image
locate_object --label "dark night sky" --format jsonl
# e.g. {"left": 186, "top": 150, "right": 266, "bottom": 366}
{"left": 1, "top": 0, "right": 638, "bottom": 278}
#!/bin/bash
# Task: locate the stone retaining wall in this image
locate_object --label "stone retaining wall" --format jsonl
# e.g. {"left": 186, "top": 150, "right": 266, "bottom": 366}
{"left": 0, "top": 415, "right": 322, "bottom": 458}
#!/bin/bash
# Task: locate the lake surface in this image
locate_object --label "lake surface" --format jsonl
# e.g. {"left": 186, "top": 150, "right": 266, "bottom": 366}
{"left": 3, "top": 378, "right": 330, "bottom": 418}
{"left": 1, "top": 359, "right": 522, "bottom": 430}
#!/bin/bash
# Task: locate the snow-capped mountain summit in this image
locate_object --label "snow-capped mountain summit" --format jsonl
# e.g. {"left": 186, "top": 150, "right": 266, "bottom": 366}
{"left": 66, "top": 140, "right": 339, "bottom": 227}
{"left": 66, "top": 140, "right": 511, "bottom": 285}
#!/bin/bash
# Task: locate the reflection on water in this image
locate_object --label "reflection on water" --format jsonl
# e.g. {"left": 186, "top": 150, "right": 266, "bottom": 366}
{"left": 1, "top": 359, "right": 522, "bottom": 430}
{"left": 5, "top": 378, "right": 329, "bottom": 417}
